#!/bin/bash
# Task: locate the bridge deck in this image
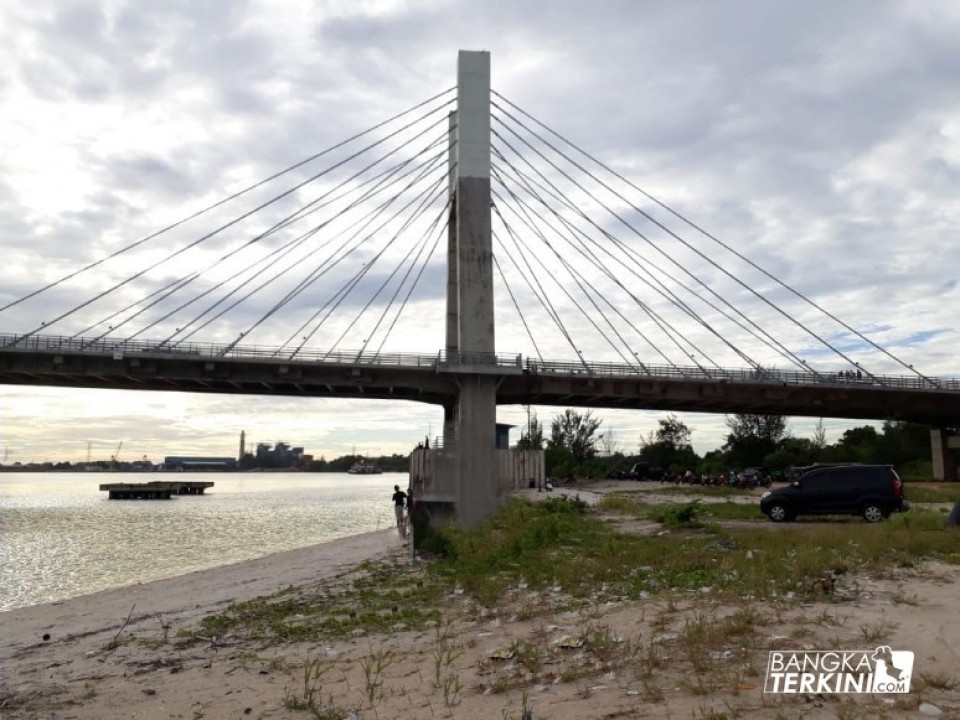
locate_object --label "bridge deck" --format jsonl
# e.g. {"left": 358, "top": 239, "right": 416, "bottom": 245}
{"left": 2, "top": 334, "right": 958, "bottom": 425}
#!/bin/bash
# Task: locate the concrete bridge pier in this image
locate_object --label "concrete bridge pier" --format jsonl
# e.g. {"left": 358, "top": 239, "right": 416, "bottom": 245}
{"left": 931, "top": 428, "right": 959, "bottom": 481}
{"left": 454, "top": 376, "right": 499, "bottom": 526}
{"left": 448, "top": 50, "right": 498, "bottom": 528}
{"left": 412, "top": 51, "right": 498, "bottom": 533}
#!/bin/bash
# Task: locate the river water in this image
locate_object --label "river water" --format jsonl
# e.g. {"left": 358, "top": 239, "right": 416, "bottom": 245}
{"left": 0, "top": 471, "right": 403, "bottom": 611}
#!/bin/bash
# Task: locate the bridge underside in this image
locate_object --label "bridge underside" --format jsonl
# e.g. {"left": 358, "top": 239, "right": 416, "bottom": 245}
{"left": 1, "top": 347, "right": 958, "bottom": 426}
{"left": 0, "top": 349, "right": 453, "bottom": 405}
{"left": 496, "top": 374, "right": 959, "bottom": 426}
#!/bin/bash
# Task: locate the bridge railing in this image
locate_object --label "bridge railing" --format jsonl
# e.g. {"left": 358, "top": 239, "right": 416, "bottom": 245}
{"left": 523, "top": 358, "right": 960, "bottom": 392}
{"left": 0, "top": 334, "right": 522, "bottom": 372}
{"left": 1, "top": 333, "right": 957, "bottom": 392}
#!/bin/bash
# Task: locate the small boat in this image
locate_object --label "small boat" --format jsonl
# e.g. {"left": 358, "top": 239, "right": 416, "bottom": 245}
{"left": 347, "top": 461, "right": 382, "bottom": 475}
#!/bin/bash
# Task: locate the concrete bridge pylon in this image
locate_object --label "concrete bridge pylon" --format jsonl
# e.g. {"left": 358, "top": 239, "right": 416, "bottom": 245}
{"left": 434, "top": 50, "right": 499, "bottom": 529}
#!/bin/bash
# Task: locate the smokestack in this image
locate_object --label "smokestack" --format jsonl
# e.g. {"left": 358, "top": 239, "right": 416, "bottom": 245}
{"left": 239, "top": 430, "right": 246, "bottom": 463}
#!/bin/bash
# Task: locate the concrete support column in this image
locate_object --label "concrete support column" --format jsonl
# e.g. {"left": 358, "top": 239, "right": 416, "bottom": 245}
{"left": 452, "top": 50, "right": 497, "bottom": 527}
{"left": 455, "top": 376, "right": 499, "bottom": 526}
{"left": 931, "top": 428, "right": 958, "bottom": 481}
{"left": 455, "top": 51, "right": 494, "bottom": 357}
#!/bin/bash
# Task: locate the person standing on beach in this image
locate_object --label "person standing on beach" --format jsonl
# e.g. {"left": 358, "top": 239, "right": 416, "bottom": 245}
{"left": 392, "top": 485, "right": 407, "bottom": 532}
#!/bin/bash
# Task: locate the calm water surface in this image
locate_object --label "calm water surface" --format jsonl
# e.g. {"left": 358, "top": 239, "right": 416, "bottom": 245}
{"left": 0, "top": 472, "right": 402, "bottom": 611}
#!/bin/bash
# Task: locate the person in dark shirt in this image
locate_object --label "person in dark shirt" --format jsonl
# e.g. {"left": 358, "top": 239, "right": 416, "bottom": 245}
{"left": 392, "top": 485, "right": 407, "bottom": 532}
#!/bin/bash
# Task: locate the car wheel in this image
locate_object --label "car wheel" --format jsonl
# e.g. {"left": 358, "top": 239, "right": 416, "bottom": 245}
{"left": 767, "top": 504, "right": 790, "bottom": 523}
{"left": 862, "top": 504, "right": 885, "bottom": 523}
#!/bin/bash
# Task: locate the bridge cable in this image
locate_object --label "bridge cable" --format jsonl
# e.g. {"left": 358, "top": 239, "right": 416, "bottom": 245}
{"left": 494, "top": 93, "right": 909, "bottom": 382}
{"left": 106, "top": 129, "right": 448, "bottom": 347}
{"left": 371, "top": 210, "right": 448, "bottom": 359}
{"left": 493, "top": 149, "right": 728, "bottom": 373}
{"left": 69, "top": 273, "right": 200, "bottom": 342}
{"left": 270, "top": 153, "right": 450, "bottom": 356}
{"left": 492, "top": 227, "right": 579, "bottom": 363}
{"left": 493, "top": 253, "right": 545, "bottom": 364}
{"left": 492, "top": 101, "right": 825, "bottom": 377}
{"left": 248, "top": 160, "right": 449, "bottom": 357}
{"left": 11, "top": 95, "right": 456, "bottom": 342}
{"left": 496, "top": 92, "right": 927, "bottom": 382}
{"left": 493, "top": 178, "right": 697, "bottom": 373}
{"left": 492, "top": 133, "right": 788, "bottom": 373}
{"left": 0, "top": 87, "right": 455, "bottom": 316}
{"left": 492, "top": 182, "right": 646, "bottom": 368}
{"left": 137, "top": 131, "right": 451, "bottom": 347}
{"left": 491, "top": 216, "right": 589, "bottom": 369}
{"left": 494, "top": 170, "right": 681, "bottom": 373}
{"left": 321, "top": 183, "right": 448, "bottom": 358}
{"left": 493, "top": 108, "right": 796, "bottom": 370}
{"left": 356, "top": 197, "right": 451, "bottom": 359}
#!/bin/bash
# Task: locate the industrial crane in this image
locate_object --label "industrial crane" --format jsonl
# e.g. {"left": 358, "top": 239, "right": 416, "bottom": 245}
{"left": 112, "top": 440, "right": 124, "bottom": 467}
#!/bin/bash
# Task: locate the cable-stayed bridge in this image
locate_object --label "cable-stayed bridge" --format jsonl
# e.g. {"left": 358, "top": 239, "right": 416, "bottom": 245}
{"left": 2, "top": 52, "right": 957, "bottom": 520}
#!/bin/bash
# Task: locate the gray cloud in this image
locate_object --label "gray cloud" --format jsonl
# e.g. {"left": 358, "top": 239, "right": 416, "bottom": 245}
{"left": 2, "top": 0, "right": 958, "bottom": 459}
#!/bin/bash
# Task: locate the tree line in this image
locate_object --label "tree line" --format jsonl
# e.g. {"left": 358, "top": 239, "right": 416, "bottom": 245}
{"left": 515, "top": 409, "right": 949, "bottom": 480}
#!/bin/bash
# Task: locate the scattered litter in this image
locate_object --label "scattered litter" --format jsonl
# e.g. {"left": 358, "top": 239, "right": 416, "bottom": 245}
{"left": 489, "top": 647, "right": 515, "bottom": 660}
{"left": 709, "top": 650, "right": 735, "bottom": 661}
{"left": 746, "top": 550, "right": 754, "bottom": 559}
{"left": 476, "top": 631, "right": 493, "bottom": 638}
{"left": 589, "top": 685, "right": 607, "bottom": 692}
{"left": 544, "top": 624, "right": 561, "bottom": 632}
{"left": 556, "top": 636, "right": 584, "bottom": 649}
{"left": 919, "top": 703, "right": 943, "bottom": 717}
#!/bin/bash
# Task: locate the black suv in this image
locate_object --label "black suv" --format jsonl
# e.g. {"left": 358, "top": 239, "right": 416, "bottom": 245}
{"left": 760, "top": 464, "right": 908, "bottom": 523}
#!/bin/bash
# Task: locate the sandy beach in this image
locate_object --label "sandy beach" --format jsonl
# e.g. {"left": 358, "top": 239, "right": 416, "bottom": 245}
{"left": 2, "top": 496, "right": 959, "bottom": 720}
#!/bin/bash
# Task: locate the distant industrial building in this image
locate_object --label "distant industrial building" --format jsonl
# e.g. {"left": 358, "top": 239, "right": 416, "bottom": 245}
{"left": 163, "top": 456, "right": 238, "bottom": 471}
{"left": 253, "top": 441, "right": 307, "bottom": 468}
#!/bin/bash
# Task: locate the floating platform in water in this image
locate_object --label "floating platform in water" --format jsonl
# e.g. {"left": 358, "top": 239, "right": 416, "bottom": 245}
{"left": 99, "top": 480, "right": 215, "bottom": 499}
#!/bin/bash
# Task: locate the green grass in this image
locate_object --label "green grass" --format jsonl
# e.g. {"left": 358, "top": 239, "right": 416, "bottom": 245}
{"left": 198, "top": 558, "right": 443, "bottom": 643}
{"left": 649, "top": 485, "right": 750, "bottom": 497}
{"left": 644, "top": 501, "right": 766, "bottom": 523}
{"left": 905, "top": 485, "right": 960, "bottom": 503}
{"left": 429, "top": 500, "right": 960, "bottom": 606}
{"left": 195, "top": 501, "right": 959, "bottom": 646}
{"left": 596, "top": 494, "right": 645, "bottom": 515}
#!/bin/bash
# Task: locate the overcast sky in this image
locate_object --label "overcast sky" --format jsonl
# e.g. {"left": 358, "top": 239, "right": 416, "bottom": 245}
{"left": 2, "top": 0, "right": 958, "bottom": 464}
